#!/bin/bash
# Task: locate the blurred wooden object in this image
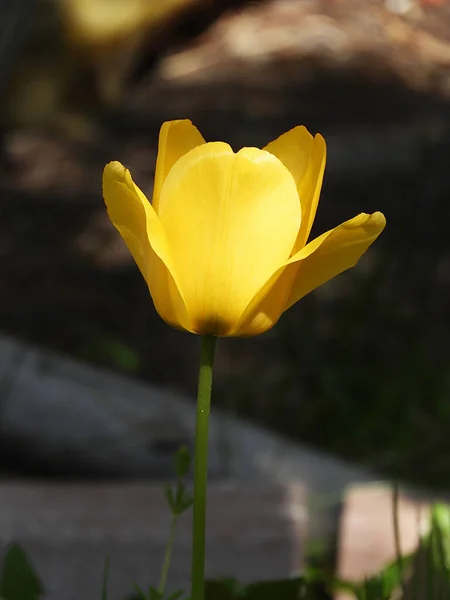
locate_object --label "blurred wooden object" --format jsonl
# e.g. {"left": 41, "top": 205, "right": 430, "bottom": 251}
{"left": 156, "top": 0, "right": 450, "bottom": 96}
{"left": 4, "top": 0, "right": 450, "bottom": 134}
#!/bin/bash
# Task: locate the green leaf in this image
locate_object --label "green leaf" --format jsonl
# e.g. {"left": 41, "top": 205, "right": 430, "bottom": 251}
{"left": 380, "top": 555, "right": 413, "bottom": 596}
{"left": 408, "top": 504, "right": 450, "bottom": 599}
{"left": 331, "top": 577, "right": 361, "bottom": 598}
{"left": 165, "top": 482, "right": 192, "bottom": 517}
{"left": 177, "top": 491, "right": 193, "bottom": 514}
{"left": 174, "top": 447, "right": 191, "bottom": 478}
{"left": 164, "top": 484, "right": 176, "bottom": 513}
{"left": 430, "top": 504, "right": 450, "bottom": 571}
{"left": 173, "top": 486, "right": 192, "bottom": 516}
{"left": 174, "top": 483, "right": 184, "bottom": 510}
{"left": 148, "top": 587, "right": 161, "bottom": 600}
{"left": 205, "top": 577, "right": 307, "bottom": 600}
{"left": 205, "top": 578, "right": 245, "bottom": 599}
{"left": 332, "top": 554, "right": 414, "bottom": 600}
{"left": 131, "top": 587, "right": 184, "bottom": 600}
{"left": 133, "top": 583, "right": 148, "bottom": 600}
{"left": 244, "top": 577, "right": 304, "bottom": 599}
{"left": 165, "top": 590, "right": 184, "bottom": 600}
{"left": 0, "top": 544, "right": 44, "bottom": 600}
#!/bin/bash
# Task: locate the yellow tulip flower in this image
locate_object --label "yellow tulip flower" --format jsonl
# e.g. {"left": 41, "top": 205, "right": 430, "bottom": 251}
{"left": 103, "top": 120, "right": 385, "bottom": 336}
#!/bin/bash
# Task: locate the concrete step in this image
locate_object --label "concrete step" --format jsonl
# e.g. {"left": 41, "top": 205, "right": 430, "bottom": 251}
{"left": 0, "top": 481, "right": 434, "bottom": 600}
{"left": 0, "top": 482, "right": 306, "bottom": 600}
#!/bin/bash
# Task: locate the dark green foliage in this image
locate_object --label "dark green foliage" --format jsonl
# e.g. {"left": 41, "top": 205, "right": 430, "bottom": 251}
{"left": 163, "top": 446, "right": 193, "bottom": 517}
{"left": 163, "top": 483, "right": 193, "bottom": 516}
{"left": 0, "top": 544, "right": 44, "bottom": 600}
{"left": 333, "top": 557, "right": 412, "bottom": 600}
{"left": 128, "top": 584, "right": 184, "bottom": 600}
{"left": 3, "top": 505, "right": 450, "bottom": 600}
{"left": 333, "top": 504, "right": 450, "bottom": 600}
{"left": 205, "top": 575, "right": 323, "bottom": 599}
{"left": 174, "top": 446, "right": 191, "bottom": 479}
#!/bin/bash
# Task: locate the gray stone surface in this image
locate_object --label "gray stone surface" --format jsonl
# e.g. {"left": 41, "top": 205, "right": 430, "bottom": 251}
{"left": 0, "top": 333, "right": 383, "bottom": 599}
{"left": 0, "top": 334, "right": 197, "bottom": 478}
{"left": 0, "top": 482, "right": 306, "bottom": 600}
{"left": 0, "top": 333, "right": 374, "bottom": 494}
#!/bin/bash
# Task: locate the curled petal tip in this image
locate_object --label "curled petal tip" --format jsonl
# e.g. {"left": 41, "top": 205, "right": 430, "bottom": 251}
{"left": 344, "top": 211, "right": 386, "bottom": 232}
{"left": 103, "top": 160, "right": 128, "bottom": 181}
{"left": 365, "top": 211, "right": 387, "bottom": 235}
{"left": 371, "top": 211, "right": 387, "bottom": 225}
{"left": 314, "top": 132, "right": 327, "bottom": 146}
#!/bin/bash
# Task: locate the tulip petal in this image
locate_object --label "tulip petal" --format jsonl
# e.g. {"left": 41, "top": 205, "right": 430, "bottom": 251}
{"left": 152, "top": 120, "right": 206, "bottom": 213}
{"left": 236, "top": 212, "right": 386, "bottom": 335}
{"left": 158, "top": 142, "right": 301, "bottom": 335}
{"left": 103, "top": 161, "right": 192, "bottom": 331}
{"left": 264, "top": 127, "right": 326, "bottom": 250}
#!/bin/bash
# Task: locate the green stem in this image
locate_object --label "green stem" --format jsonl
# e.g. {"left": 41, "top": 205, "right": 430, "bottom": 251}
{"left": 191, "top": 335, "right": 217, "bottom": 600}
{"left": 158, "top": 514, "right": 178, "bottom": 596}
{"left": 392, "top": 482, "right": 406, "bottom": 597}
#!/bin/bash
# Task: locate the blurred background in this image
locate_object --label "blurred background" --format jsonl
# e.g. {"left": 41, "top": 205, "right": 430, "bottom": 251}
{"left": 0, "top": 0, "right": 450, "bottom": 493}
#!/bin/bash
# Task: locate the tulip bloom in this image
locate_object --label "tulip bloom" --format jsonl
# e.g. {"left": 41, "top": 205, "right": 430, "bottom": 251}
{"left": 103, "top": 120, "right": 385, "bottom": 336}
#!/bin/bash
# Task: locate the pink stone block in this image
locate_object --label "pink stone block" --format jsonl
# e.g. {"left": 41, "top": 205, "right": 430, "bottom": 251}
{"left": 337, "top": 485, "right": 430, "bottom": 599}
